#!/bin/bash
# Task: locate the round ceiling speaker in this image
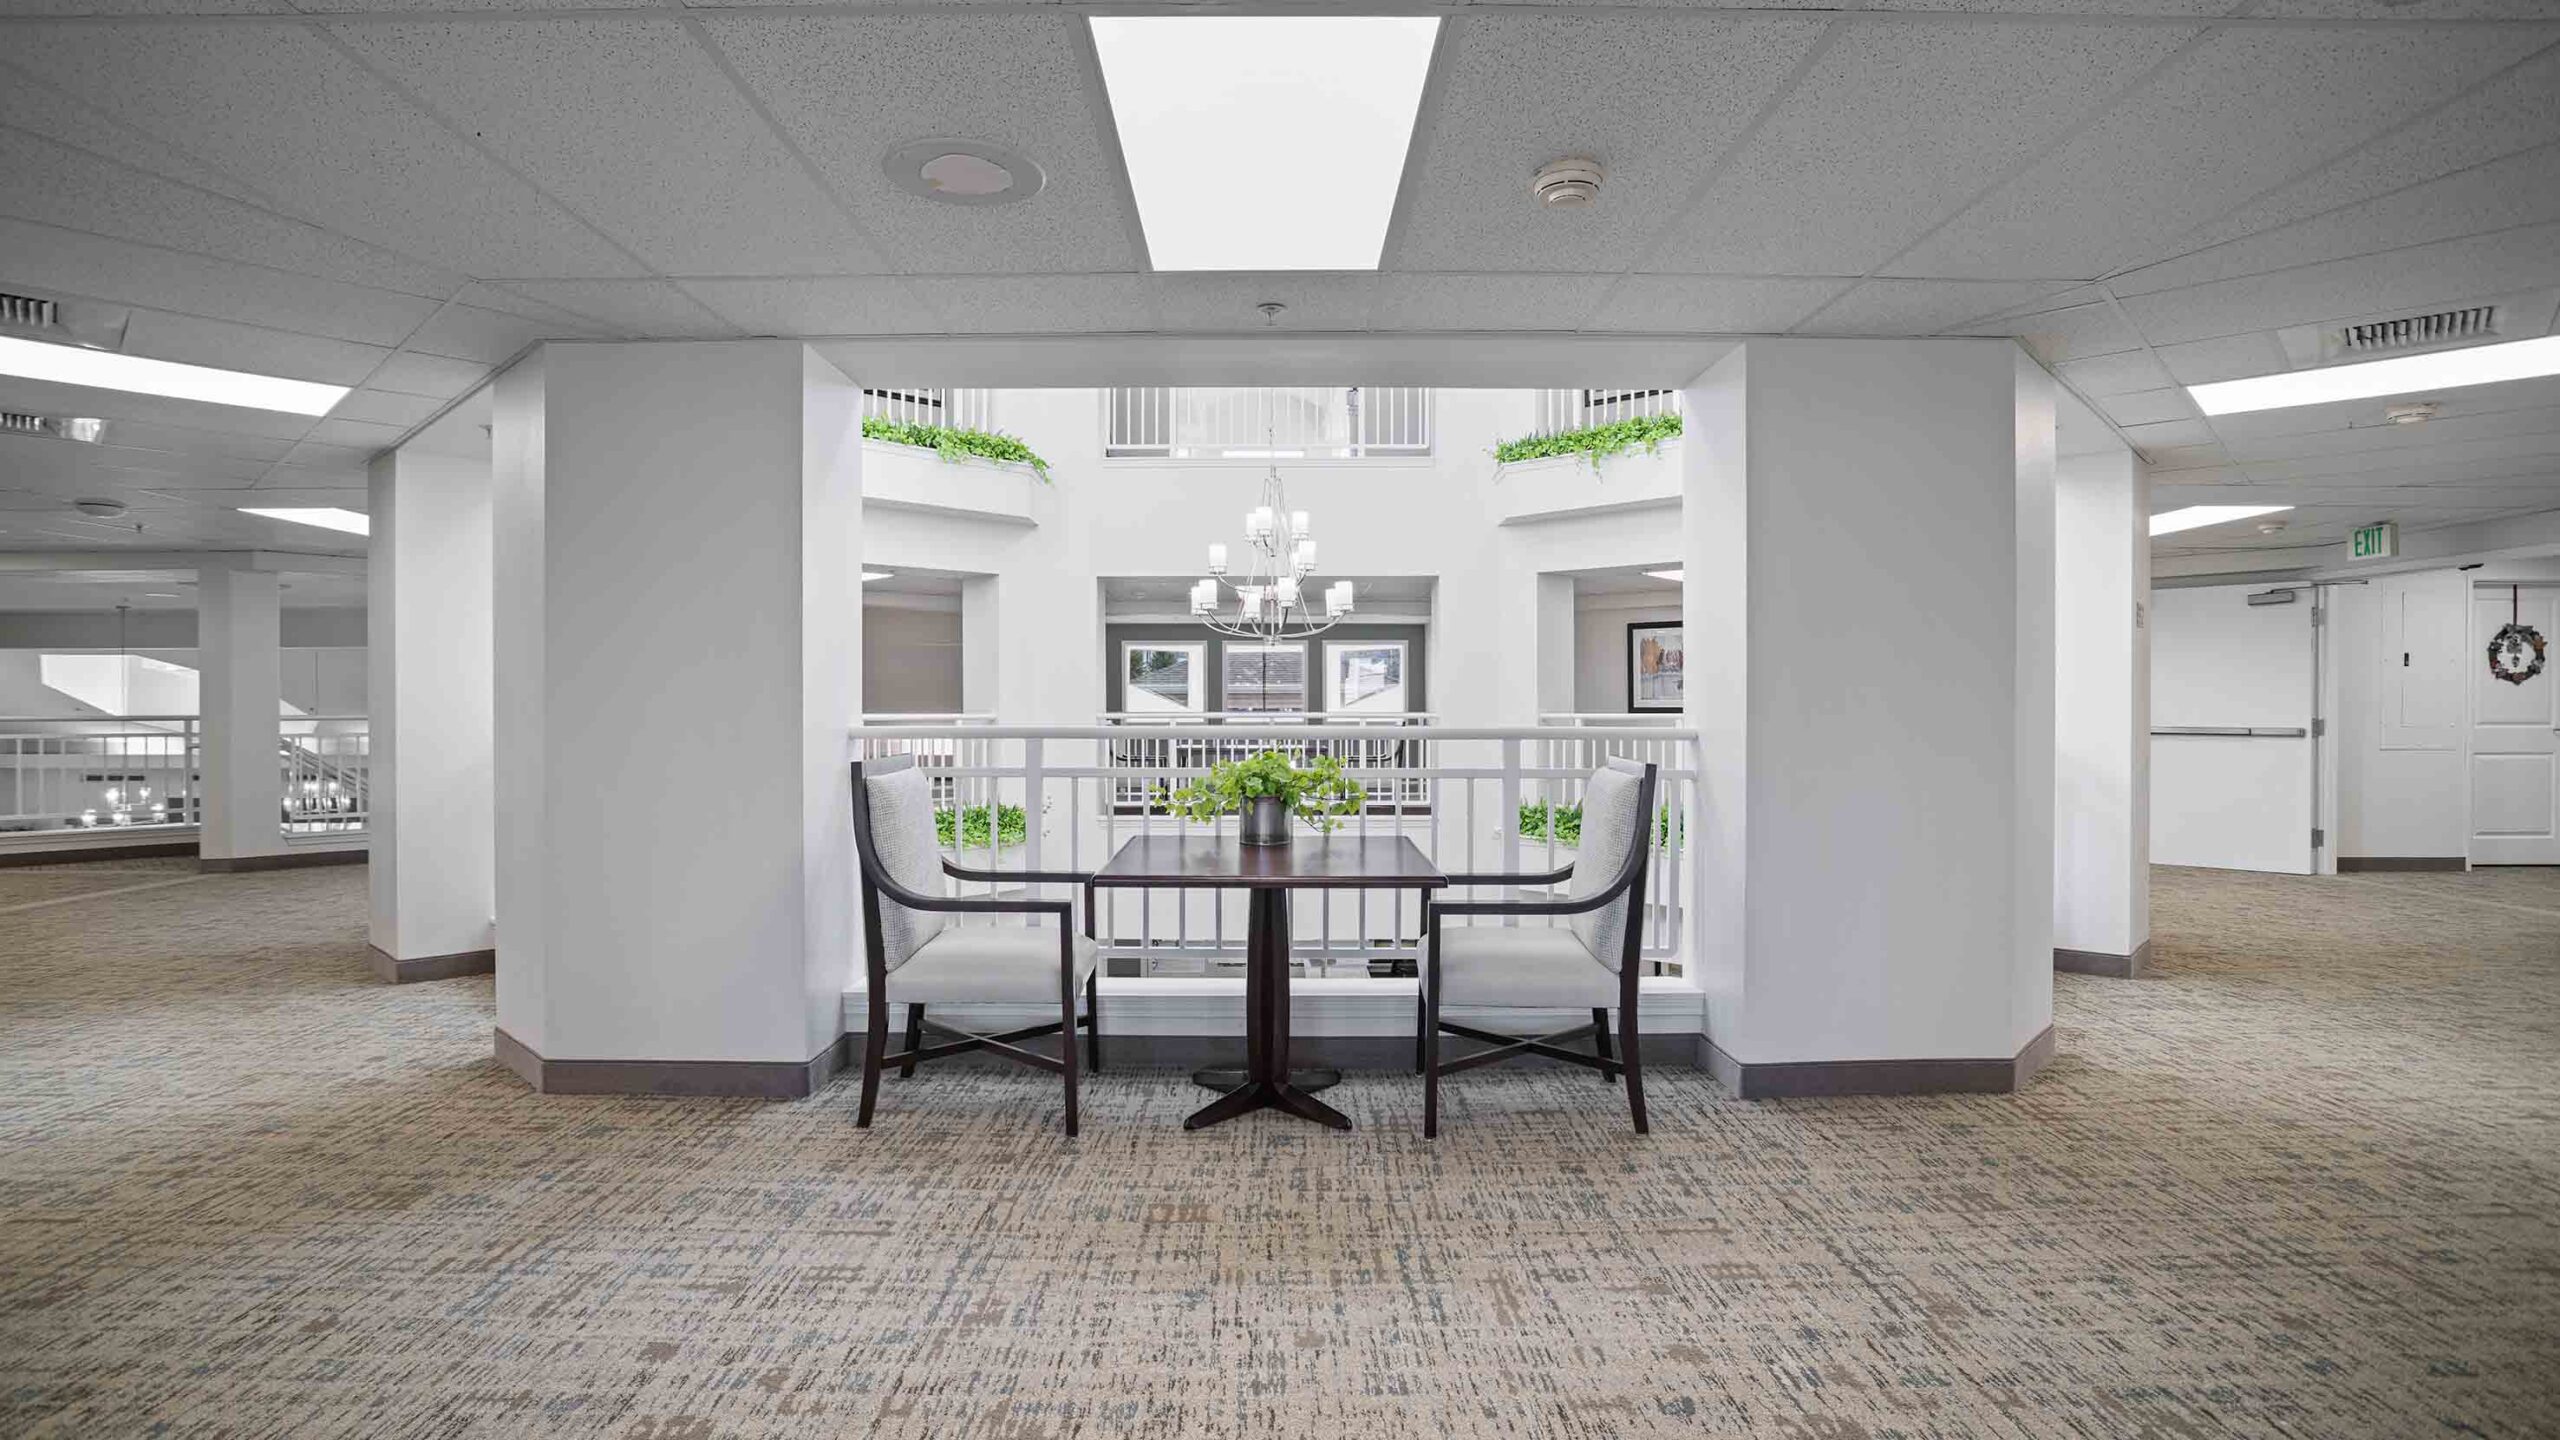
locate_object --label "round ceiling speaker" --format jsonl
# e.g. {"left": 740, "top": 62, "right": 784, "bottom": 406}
{"left": 1531, "top": 157, "right": 1605, "bottom": 208}
{"left": 883, "top": 139, "right": 1045, "bottom": 206}
{"left": 73, "top": 497, "right": 127, "bottom": 518}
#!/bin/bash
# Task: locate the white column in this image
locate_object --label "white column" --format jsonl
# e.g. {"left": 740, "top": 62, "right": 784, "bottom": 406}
{"left": 492, "top": 341, "right": 863, "bottom": 1088}
{"left": 1534, "top": 572, "right": 1576, "bottom": 719}
{"left": 367, "top": 446, "right": 495, "bottom": 981}
{"left": 197, "top": 565, "right": 285, "bottom": 867}
{"left": 1680, "top": 339, "right": 2056, "bottom": 1092}
{"left": 2053, "top": 449, "right": 2152, "bottom": 975}
{"left": 960, "top": 574, "right": 1001, "bottom": 717}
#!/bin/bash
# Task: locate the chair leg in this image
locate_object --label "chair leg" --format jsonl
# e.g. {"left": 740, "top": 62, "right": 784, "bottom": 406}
{"left": 856, "top": 994, "right": 888, "bottom": 1128}
{"left": 1619, "top": 1004, "right": 1648, "bottom": 1136}
{"left": 899, "top": 1004, "right": 925, "bottom": 1079}
{"left": 1059, "top": 958, "right": 1081, "bottom": 1140}
{"left": 1592, "top": 1007, "right": 1620, "bottom": 1083}
{"left": 1084, "top": 971, "right": 1103, "bottom": 1074}
{"left": 1422, "top": 958, "right": 1442, "bottom": 1140}
{"left": 1414, "top": 988, "right": 1428, "bottom": 1076}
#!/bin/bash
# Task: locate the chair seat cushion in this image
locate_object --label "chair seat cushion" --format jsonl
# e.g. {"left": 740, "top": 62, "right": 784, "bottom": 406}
{"left": 1435, "top": 925, "right": 1617, "bottom": 1007}
{"left": 884, "top": 925, "right": 1099, "bottom": 1005}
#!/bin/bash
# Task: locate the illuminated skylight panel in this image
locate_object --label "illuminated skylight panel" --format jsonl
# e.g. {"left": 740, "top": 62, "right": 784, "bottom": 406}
{"left": 2149, "top": 504, "right": 2291, "bottom": 537}
{"left": 0, "top": 336, "right": 348, "bottom": 416}
{"left": 1089, "top": 17, "right": 1440, "bottom": 271}
{"left": 2187, "top": 335, "right": 2560, "bottom": 417}
{"left": 238, "top": 507, "right": 370, "bottom": 537}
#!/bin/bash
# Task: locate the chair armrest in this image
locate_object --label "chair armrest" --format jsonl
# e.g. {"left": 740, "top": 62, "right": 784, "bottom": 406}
{"left": 941, "top": 860, "right": 1094, "bottom": 886}
{"left": 869, "top": 862, "right": 1073, "bottom": 921}
{"left": 1442, "top": 864, "right": 1575, "bottom": 887}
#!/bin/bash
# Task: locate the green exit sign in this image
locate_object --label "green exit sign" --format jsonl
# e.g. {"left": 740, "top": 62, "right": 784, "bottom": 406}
{"left": 2352, "top": 522, "right": 2398, "bottom": 560}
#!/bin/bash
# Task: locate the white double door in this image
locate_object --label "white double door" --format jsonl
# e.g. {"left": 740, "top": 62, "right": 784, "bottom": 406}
{"left": 2470, "top": 585, "right": 2560, "bottom": 865}
{"left": 2150, "top": 584, "right": 2317, "bottom": 874}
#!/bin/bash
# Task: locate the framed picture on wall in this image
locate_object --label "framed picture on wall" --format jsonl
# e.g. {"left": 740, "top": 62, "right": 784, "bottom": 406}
{"left": 1628, "top": 622, "right": 1683, "bottom": 713}
{"left": 1325, "top": 639, "right": 1408, "bottom": 714}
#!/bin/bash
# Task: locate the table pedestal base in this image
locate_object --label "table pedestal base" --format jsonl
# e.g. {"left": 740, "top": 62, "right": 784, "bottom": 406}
{"left": 1184, "top": 888, "right": 1352, "bottom": 1131}
{"left": 1190, "top": 1065, "right": 1339, "bottom": 1094}
{"left": 1183, "top": 1079, "right": 1351, "bottom": 1131}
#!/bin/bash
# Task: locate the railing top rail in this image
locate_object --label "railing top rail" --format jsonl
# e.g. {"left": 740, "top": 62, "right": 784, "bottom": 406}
{"left": 856, "top": 722, "right": 1701, "bottom": 743}
{"left": 0, "top": 714, "right": 200, "bottom": 724}
{"left": 1098, "top": 711, "right": 1438, "bottom": 723}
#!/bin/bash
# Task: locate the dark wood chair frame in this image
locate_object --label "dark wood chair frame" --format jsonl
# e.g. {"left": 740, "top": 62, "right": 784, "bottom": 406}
{"left": 850, "top": 756, "right": 1099, "bottom": 1137}
{"left": 1419, "top": 761, "right": 1658, "bottom": 1139}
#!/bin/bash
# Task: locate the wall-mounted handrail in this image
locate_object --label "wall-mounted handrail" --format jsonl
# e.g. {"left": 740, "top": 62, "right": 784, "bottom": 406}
{"left": 2152, "top": 726, "right": 2310, "bottom": 738}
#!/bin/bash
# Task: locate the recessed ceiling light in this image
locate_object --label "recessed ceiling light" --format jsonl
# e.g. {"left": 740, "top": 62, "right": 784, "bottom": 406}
{"left": 239, "top": 507, "right": 369, "bottom": 537}
{"left": 883, "top": 138, "right": 1045, "bottom": 207}
{"left": 0, "top": 335, "right": 347, "bottom": 416}
{"left": 1644, "top": 568, "right": 1684, "bottom": 583}
{"left": 1090, "top": 16, "right": 1440, "bottom": 270}
{"left": 2187, "top": 334, "right": 2560, "bottom": 416}
{"left": 862, "top": 571, "right": 893, "bottom": 582}
{"left": 2150, "top": 504, "right": 2292, "bottom": 537}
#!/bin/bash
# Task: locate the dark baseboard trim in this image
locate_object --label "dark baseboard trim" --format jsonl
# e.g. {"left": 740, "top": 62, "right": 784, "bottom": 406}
{"left": 2338, "top": 856, "right": 2466, "bottom": 873}
{"left": 2055, "top": 939, "right": 2150, "bottom": 978}
{"left": 0, "top": 840, "right": 198, "bottom": 868}
{"left": 840, "top": 1031, "right": 1700, "bottom": 1072}
{"left": 368, "top": 945, "right": 495, "bottom": 984}
{"left": 494, "top": 1027, "right": 854, "bottom": 1099}
{"left": 1704, "top": 1024, "right": 2055, "bottom": 1100}
{"left": 200, "top": 847, "right": 367, "bottom": 873}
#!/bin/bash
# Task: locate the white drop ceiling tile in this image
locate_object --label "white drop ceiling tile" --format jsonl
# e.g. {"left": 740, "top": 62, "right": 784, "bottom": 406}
{"left": 1986, "top": 300, "right": 2145, "bottom": 365}
{"left": 2237, "top": 432, "right": 2560, "bottom": 482}
{"left": 1648, "top": 20, "right": 2192, "bottom": 276}
{"left": 2143, "top": 442, "right": 2231, "bottom": 472}
{"left": 402, "top": 299, "right": 599, "bottom": 365}
{"left": 2120, "top": 418, "right": 2218, "bottom": 450}
{"left": 84, "top": 421, "right": 297, "bottom": 466}
{"left": 2097, "top": 387, "right": 2201, "bottom": 427}
{"left": 117, "top": 310, "right": 393, "bottom": 389}
{"left": 1393, "top": 12, "right": 1832, "bottom": 273}
{"left": 2148, "top": 464, "right": 2248, "bottom": 487}
{"left": 2, "top": 22, "right": 642, "bottom": 279}
{"left": 0, "top": 61, "right": 261, "bottom": 211}
{"left": 1585, "top": 276, "right": 1849, "bottom": 334}
{"left": 674, "top": 277, "right": 945, "bottom": 336}
{"left": 1891, "top": 26, "right": 2542, "bottom": 279}
{"left": 2053, "top": 351, "right": 2172, "bottom": 398}
{"left": 1150, "top": 275, "right": 1382, "bottom": 333}
{"left": 2116, "top": 222, "right": 2560, "bottom": 347}
{"left": 2173, "top": 46, "right": 2560, "bottom": 256}
{"left": 701, "top": 14, "right": 1138, "bottom": 276}
{"left": 2248, "top": 0, "right": 2560, "bottom": 16}
{"left": 2149, "top": 332, "right": 2289, "bottom": 387}
{"left": 0, "top": 127, "right": 460, "bottom": 302}
{"left": 300, "top": 417, "right": 407, "bottom": 453}
{"left": 902, "top": 276, "right": 1156, "bottom": 335}
{"left": 369, "top": 352, "right": 491, "bottom": 401}
{"left": 1369, "top": 274, "right": 1616, "bottom": 331}
{"left": 482, "top": 280, "right": 741, "bottom": 340}
{"left": 1791, "top": 278, "right": 2083, "bottom": 336}
{"left": 335, "top": 20, "right": 885, "bottom": 277}
{"left": 0, "top": 217, "right": 438, "bottom": 349}
{"left": 326, "top": 389, "right": 444, "bottom": 429}
{"left": 2113, "top": 145, "right": 2560, "bottom": 299}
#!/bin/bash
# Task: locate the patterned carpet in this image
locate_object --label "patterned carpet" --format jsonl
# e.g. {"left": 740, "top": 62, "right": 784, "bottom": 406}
{"left": 2, "top": 860, "right": 2556, "bottom": 1438}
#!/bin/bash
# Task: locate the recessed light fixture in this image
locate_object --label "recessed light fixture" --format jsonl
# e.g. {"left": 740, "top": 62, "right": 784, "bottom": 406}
{"left": 2187, "top": 334, "right": 2560, "bottom": 417}
{"left": 883, "top": 138, "right": 1045, "bottom": 207}
{"left": 1644, "top": 568, "right": 1684, "bottom": 583}
{"left": 238, "top": 507, "right": 369, "bottom": 537}
{"left": 2384, "top": 401, "right": 2440, "bottom": 426}
{"left": 73, "top": 498, "right": 127, "bottom": 519}
{"left": 1089, "top": 16, "right": 1440, "bottom": 270}
{"left": 0, "top": 335, "right": 347, "bottom": 416}
{"left": 2150, "top": 504, "right": 2293, "bottom": 537}
{"left": 862, "top": 571, "right": 893, "bottom": 582}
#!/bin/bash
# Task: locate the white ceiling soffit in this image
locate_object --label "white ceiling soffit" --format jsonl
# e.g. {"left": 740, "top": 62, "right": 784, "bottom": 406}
{"left": 0, "top": 0, "right": 2550, "bottom": 572}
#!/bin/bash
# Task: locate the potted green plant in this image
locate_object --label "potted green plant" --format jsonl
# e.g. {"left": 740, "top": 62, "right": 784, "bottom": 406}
{"left": 1161, "top": 750, "right": 1365, "bottom": 847}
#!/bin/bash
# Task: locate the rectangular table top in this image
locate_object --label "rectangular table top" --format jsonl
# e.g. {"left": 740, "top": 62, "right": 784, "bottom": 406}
{"left": 1091, "top": 834, "right": 1446, "bottom": 890}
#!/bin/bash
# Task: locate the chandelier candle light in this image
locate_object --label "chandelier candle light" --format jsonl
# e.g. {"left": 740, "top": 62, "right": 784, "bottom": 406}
{"left": 1193, "top": 463, "right": 1354, "bottom": 640}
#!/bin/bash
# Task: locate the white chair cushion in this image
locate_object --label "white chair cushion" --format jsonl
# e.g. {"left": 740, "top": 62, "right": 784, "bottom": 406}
{"left": 884, "top": 925, "right": 1100, "bottom": 1005}
{"left": 1567, "top": 762, "right": 1645, "bottom": 973}
{"left": 1433, "top": 925, "right": 1616, "bottom": 1008}
{"left": 863, "top": 764, "right": 946, "bottom": 969}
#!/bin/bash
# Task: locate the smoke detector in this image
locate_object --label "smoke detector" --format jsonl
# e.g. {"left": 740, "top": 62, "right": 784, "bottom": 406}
{"left": 1531, "top": 157, "right": 1604, "bottom": 208}
{"left": 73, "top": 498, "right": 127, "bottom": 519}
{"left": 2385, "top": 401, "right": 2441, "bottom": 426}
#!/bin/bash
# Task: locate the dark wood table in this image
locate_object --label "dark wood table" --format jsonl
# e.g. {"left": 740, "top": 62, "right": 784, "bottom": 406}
{"left": 1091, "top": 834, "right": 1446, "bottom": 1131}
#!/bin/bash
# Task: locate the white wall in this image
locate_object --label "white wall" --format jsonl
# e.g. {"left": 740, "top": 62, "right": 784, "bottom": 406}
{"left": 2052, "top": 450, "right": 2149, "bottom": 961}
{"left": 2150, "top": 583, "right": 2315, "bottom": 873}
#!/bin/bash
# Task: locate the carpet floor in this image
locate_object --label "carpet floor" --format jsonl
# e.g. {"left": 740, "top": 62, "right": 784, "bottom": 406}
{"left": 2, "top": 861, "right": 2556, "bottom": 1438}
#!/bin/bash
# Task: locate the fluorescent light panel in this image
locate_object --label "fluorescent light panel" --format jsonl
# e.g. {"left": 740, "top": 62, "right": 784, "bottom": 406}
{"left": 0, "top": 335, "right": 348, "bottom": 416}
{"left": 1089, "top": 17, "right": 1440, "bottom": 271}
{"left": 2187, "top": 334, "right": 2560, "bottom": 416}
{"left": 2150, "top": 504, "right": 2291, "bottom": 538}
{"left": 1644, "top": 568, "right": 1684, "bottom": 583}
{"left": 239, "top": 507, "right": 370, "bottom": 537}
{"left": 861, "top": 571, "right": 893, "bottom": 582}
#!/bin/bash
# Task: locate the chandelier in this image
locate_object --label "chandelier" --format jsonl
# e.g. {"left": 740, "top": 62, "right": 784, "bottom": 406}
{"left": 1189, "top": 460, "right": 1353, "bottom": 640}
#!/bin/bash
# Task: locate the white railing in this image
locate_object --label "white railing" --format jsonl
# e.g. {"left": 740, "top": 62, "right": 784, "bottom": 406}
{"left": 1538, "top": 712, "right": 1680, "bottom": 727}
{"left": 0, "top": 715, "right": 200, "bottom": 836}
{"left": 281, "top": 715, "right": 368, "bottom": 836}
{"left": 1105, "top": 387, "right": 1432, "bottom": 459}
{"left": 1099, "top": 711, "right": 1437, "bottom": 807}
{"left": 1534, "top": 388, "right": 1680, "bottom": 434}
{"left": 854, "top": 722, "right": 1700, "bottom": 982}
{"left": 862, "top": 387, "right": 997, "bottom": 433}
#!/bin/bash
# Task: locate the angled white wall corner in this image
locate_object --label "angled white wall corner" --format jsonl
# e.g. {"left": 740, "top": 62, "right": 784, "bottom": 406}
{"left": 1681, "top": 340, "right": 2056, "bottom": 1073}
{"left": 197, "top": 566, "right": 284, "bottom": 863}
{"left": 2053, "top": 449, "right": 2151, "bottom": 966}
{"left": 492, "top": 341, "right": 863, "bottom": 1072}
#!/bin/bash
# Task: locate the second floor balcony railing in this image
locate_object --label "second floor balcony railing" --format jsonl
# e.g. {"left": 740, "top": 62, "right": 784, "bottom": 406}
{"left": 0, "top": 714, "right": 367, "bottom": 843}
{"left": 1534, "top": 387, "right": 1680, "bottom": 435}
{"left": 862, "top": 387, "right": 997, "bottom": 433}
{"left": 1105, "top": 387, "right": 1432, "bottom": 460}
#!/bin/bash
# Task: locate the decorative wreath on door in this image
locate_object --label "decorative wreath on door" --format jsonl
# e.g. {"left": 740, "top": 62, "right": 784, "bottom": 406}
{"left": 2489, "top": 585, "right": 2546, "bottom": 686}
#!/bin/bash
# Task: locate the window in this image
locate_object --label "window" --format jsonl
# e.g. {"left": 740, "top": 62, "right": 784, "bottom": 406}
{"left": 1222, "top": 644, "right": 1307, "bottom": 713}
{"left": 1325, "top": 640, "right": 1407, "bottom": 714}
{"left": 1122, "top": 642, "right": 1205, "bottom": 713}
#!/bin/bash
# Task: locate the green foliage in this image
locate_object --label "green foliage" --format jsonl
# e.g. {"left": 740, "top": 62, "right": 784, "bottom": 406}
{"left": 1492, "top": 411, "right": 1683, "bottom": 469}
{"left": 935, "top": 803, "right": 1028, "bottom": 850}
{"left": 1519, "top": 801, "right": 1685, "bottom": 847}
{"left": 1159, "top": 750, "right": 1367, "bottom": 836}
{"left": 862, "top": 415, "right": 1052, "bottom": 482}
